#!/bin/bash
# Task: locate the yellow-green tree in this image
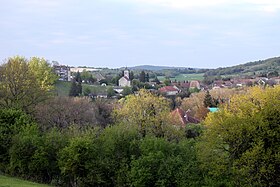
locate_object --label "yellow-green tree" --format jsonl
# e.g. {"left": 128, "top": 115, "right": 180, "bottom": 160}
{"left": 198, "top": 86, "right": 280, "bottom": 186}
{"left": 29, "top": 57, "right": 57, "bottom": 91}
{"left": 114, "top": 89, "right": 182, "bottom": 139}
{"left": 0, "top": 56, "right": 57, "bottom": 112}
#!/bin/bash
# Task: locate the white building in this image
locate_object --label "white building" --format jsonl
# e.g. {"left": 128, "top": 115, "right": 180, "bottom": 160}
{"left": 118, "top": 69, "right": 131, "bottom": 87}
{"left": 53, "top": 65, "right": 71, "bottom": 81}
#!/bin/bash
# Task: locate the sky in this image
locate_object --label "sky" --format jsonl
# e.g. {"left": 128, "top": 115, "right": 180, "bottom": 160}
{"left": 0, "top": 0, "right": 280, "bottom": 68}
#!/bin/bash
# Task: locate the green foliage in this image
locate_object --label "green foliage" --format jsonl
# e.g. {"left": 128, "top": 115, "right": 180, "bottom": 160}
{"left": 129, "top": 137, "right": 202, "bottom": 187}
{"left": 0, "top": 109, "right": 33, "bottom": 172}
{"left": 121, "top": 86, "right": 132, "bottom": 96}
{"left": 55, "top": 80, "right": 107, "bottom": 97}
{"left": 96, "top": 124, "right": 141, "bottom": 186}
{"left": 83, "top": 87, "right": 91, "bottom": 96}
{"left": 139, "top": 71, "right": 146, "bottom": 82}
{"left": 164, "top": 78, "right": 171, "bottom": 86}
{"left": 203, "top": 90, "right": 214, "bottom": 107}
{"left": 8, "top": 125, "right": 67, "bottom": 184}
{"left": 157, "top": 73, "right": 204, "bottom": 82}
{"left": 69, "top": 80, "right": 79, "bottom": 97}
{"left": 198, "top": 86, "right": 280, "bottom": 186}
{"left": 58, "top": 131, "right": 98, "bottom": 187}
{"left": 58, "top": 124, "right": 139, "bottom": 187}
{"left": 115, "top": 89, "right": 173, "bottom": 137}
{"left": 185, "top": 124, "right": 204, "bottom": 139}
{"left": 106, "top": 86, "right": 115, "bottom": 98}
{"left": 9, "top": 124, "right": 41, "bottom": 179}
{"left": 204, "top": 56, "right": 280, "bottom": 77}
{"left": 189, "top": 87, "right": 200, "bottom": 94}
{"left": 69, "top": 72, "right": 82, "bottom": 97}
{"left": 28, "top": 57, "right": 58, "bottom": 91}
{"left": 0, "top": 56, "right": 57, "bottom": 112}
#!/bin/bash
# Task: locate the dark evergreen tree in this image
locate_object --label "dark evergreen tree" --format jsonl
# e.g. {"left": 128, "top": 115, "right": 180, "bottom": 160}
{"left": 75, "top": 71, "right": 82, "bottom": 96}
{"left": 203, "top": 90, "right": 213, "bottom": 107}
{"left": 139, "top": 71, "right": 146, "bottom": 82}
{"left": 69, "top": 72, "right": 82, "bottom": 97}
{"left": 77, "top": 81, "right": 82, "bottom": 96}
{"left": 69, "top": 80, "right": 78, "bottom": 97}
{"left": 154, "top": 77, "right": 161, "bottom": 84}
{"left": 129, "top": 71, "right": 134, "bottom": 80}
{"left": 145, "top": 73, "right": 149, "bottom": 82}
{"left": 75, "top": 71, "right": 82, "bottom": 82}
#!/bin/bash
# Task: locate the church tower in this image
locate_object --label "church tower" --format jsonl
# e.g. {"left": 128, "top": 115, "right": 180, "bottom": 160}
{"left": 124, "top": 69, "right": 129, "bottom": 79}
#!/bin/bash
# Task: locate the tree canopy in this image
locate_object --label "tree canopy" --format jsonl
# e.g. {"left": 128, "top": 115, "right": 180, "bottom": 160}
{"left": 114, "top": 89, "right": 179, "bottom": 138}
{"left": 198, "top": 86, "right": 280, "bottom": 186}
{"left": 0, "top": 56, "right": 57, "bottom": 112}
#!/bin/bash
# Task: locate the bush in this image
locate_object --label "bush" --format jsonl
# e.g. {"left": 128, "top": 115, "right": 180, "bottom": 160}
{"left": 129, "top": 136, "right": 202, "bottom": 187}
{"left": 0, "top": 109, "right": 32, "bottom": 172}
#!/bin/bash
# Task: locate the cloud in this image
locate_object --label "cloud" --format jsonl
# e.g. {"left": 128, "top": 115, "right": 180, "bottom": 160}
{"left": 133, "top": 0, "right": 228, "bottom": 9}
{"left": 128, "top": 0, "right": 280, "bottom": 13}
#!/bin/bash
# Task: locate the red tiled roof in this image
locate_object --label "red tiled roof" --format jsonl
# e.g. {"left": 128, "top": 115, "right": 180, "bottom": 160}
{"left": 171, "top": 108, "right": 200, "bottom": 126}
{"left": 159, "top": 86, "right": 179, "bottom": 92}
{"left": 179, "top": 82, "right": 190, "bottom": 88}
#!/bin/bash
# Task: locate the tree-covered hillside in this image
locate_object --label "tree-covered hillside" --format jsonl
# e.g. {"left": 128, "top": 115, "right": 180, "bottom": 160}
{"left": 205, "top": 56, "right": 280, "bottom": 76}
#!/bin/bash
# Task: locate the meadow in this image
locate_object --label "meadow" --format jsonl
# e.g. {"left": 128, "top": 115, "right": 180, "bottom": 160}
{"left": 0, "top": 175, "right": 51, "bottom": 187}
{"left": 157, "top": 73, "right": 204, "bottom": 82}
{"left": 54, "top": 81, "right": 107, "bottom": 96}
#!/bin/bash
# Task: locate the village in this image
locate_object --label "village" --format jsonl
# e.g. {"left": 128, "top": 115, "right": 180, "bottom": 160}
{"left": 54, "top": 64, "right": 280, "bottom": 98}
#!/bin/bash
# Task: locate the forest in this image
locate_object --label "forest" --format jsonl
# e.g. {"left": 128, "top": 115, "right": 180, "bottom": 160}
{"left": 0, "top": 56, "right": 279, "bottom": 187}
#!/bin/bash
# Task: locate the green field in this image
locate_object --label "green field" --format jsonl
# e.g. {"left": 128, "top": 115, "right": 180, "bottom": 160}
{"left": 158, "top": 73, "right": 204, "bottom": 82}
{"left": 54, "top": 81, "right": 107, "bottom": 96}
{"left": 0, "top": 175, "right": 51, "bottom": 187}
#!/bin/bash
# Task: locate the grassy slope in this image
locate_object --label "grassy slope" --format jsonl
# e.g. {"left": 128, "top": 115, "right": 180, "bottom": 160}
{"left": 206, "top": 56, "right": 280, "bottom": 76}
{"left": 157, "top": 73, "right": 204, "bottom": 81}
{"left": 0, "top": 175, "right": 51, "bottom": 187}
{"left": 54, "top": 81, "right": 107, "bottom": 96}
{"left": 54, "top": 81, "right": 71, "bottom": 96}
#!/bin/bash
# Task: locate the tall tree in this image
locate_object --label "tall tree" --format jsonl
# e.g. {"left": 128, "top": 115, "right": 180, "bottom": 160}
{"left": 139, "top": 71, "right": 146, "bottom": 83}
{"left": 203, "top": 90, "right": 214, "bottom": 108}
{"left": 114, "top": 89, "right": 177, "bottom": 138}
{"left": 0, "top": 56, "right": 57, "bottom": 112}
{"left": 76, "top": 71, "right": 82, "bottom": 95}
{"left": 129, "top": 71, "right": 134, "bottom": 80}
{"left": 69, "top": 72, "right": 82, "bottom": 97}
{"left": 145, "top": 73, "right": 149, "bottom": 82}
{"left": 69, "top": 80, "right": 78, "bottom": 97}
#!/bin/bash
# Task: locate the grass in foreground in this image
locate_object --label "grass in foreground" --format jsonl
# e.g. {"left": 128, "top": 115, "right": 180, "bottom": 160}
{"left": 0, "top": 175, "right": 51, "bottom": 187}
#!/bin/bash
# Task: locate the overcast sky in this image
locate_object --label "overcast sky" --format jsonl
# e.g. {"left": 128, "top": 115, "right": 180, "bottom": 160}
{"left": 1, "top": 0, "right": 280, "bottom": 68}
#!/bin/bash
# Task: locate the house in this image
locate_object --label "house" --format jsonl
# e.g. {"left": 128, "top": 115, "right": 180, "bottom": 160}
{"left": 159, "top": 86, "right": 180, "bottom": 96}
{"left": 118, "top": 69, "right": 131, "bottom": 87}
{"left": 93, "top": 72, "right": 105, "bottom": 82}
{"left": 189, "top": 80, "right": 200, "bottom": 89}
{"left": 171, "top": 108, "right": 200, "bottom": 127}
{"left": 53, "top": 65, "right": 71, "bottom": 81}
{"left": 172, "top": 82, "right": 190, "bottom": 90}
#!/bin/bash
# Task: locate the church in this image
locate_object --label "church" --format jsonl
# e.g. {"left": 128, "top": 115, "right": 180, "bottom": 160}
{"left": 118, "top": 69, "right": 131, "bottom": 87}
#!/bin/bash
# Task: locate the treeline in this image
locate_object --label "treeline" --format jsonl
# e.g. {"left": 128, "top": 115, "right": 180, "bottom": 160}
{"left": 0, "top": 111, "right": 202, "bottom": 186}
{"left": 0, "top": 56, "right": 280, "bottom": 186}
{"left": 204, "top": 56, "right": 280, "bottom": 76}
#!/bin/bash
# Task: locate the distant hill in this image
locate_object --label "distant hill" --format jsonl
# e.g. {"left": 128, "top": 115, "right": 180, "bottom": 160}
{"left": 128, "top": 65, "right": 193, "bottom": 71}
{"left": 205, "top": 56, "right": 280, "bottom": 76}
